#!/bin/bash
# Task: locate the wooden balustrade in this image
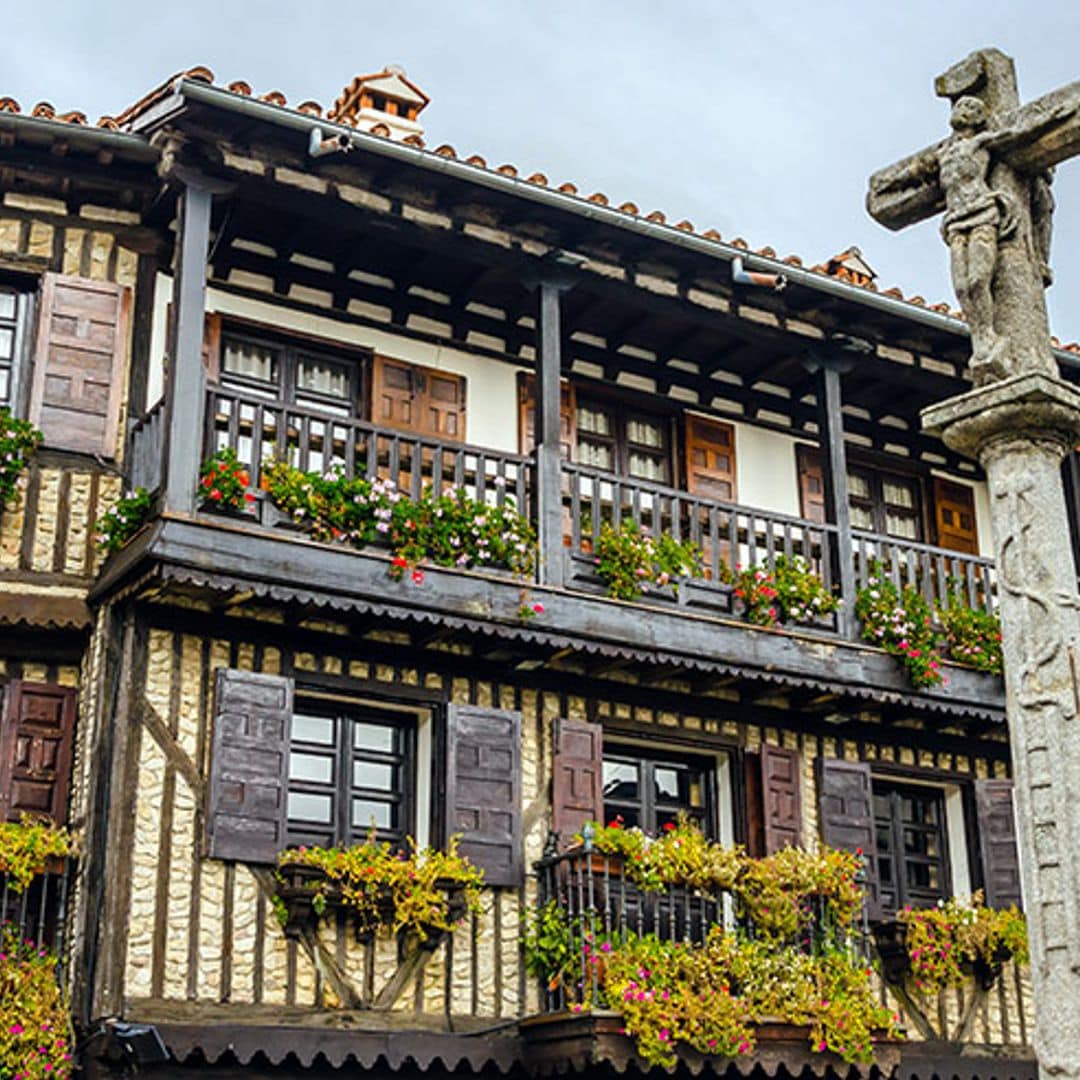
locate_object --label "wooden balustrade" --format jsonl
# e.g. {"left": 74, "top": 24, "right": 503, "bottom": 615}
{"left": 128, "top": 398, "right": 165, "bottom": 495}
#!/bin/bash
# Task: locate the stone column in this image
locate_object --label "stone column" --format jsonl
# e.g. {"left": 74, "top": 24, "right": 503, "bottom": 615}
{"left": 924, "top": 372, "right": 1080, "bottom": 1079}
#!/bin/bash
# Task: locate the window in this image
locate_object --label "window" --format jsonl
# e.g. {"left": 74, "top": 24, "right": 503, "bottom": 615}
{"left": 847, "top": 464, "right": 923, "bottom": 540}
{"left": 285, "top": 702, "right": 415, "bottom": 849}
{"left": 602, "top": 747, "right": 712, "bottom": 834}
{"left": 576, "top": 396, "right": 671, "bottom": 484}
{"left": 873, "top": 780, "right": 950, "bottom": 912}
{"left": 221, "top": 329, "right": 362, "bottom": 417}
{"left": 0, "top": 283, "right": 32, "bottom": 412}
{"left": 371, "top": 354, "right": 466, "bottom": 440}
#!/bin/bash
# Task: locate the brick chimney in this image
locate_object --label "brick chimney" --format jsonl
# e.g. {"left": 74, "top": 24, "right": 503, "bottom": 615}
{"left": 327, "top": 65, "right": 429, "bottom": 140}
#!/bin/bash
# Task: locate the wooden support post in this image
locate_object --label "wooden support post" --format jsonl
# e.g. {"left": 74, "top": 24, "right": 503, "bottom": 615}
{"left": 536, "top": 279, "right": 566, "bottom": 587}
{"left": 162, "top": 182, "right": 212, "bottom": 515}
{"left": 810, "top": 357, "right": 857, "bottom": 637}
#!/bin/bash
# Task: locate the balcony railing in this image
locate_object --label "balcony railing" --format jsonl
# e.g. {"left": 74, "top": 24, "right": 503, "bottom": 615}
{"left": 204, "top": 387, "right": 533, "bottom": 519}
{"left": 1, "top": 858, "right": 72, "bottom": 981}
{"left": 129, "top": 398, "right": 166, "bottom": 495}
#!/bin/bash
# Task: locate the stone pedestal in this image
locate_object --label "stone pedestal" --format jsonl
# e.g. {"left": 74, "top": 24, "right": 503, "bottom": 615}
{"left": 924, "top": 373, "right": 1080, "bottom": 1079}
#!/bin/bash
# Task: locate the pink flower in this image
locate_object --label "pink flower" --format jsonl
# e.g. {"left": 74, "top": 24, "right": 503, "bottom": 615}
{"left": 10, "top": 1024, "right": 23, "bottom": 1035}
{"left": 532, "top": 602, "right": 545, "bottom": 614}
{"left": 658, "top": 1029, "right": 670, "bottom": 1042}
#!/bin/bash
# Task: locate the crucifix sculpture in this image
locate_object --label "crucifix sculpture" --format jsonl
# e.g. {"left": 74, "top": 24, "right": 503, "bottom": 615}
{"left": 869, "top": 49, "right": 1080, "bottom": 1079}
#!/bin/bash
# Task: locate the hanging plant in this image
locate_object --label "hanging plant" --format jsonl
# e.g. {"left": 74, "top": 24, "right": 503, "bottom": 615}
{"left": 198, "top": 446, "right": 257, "bottom": 512}
{"left": 95, "top": 487, "right": 153, "bottom": 554}
{"left": 0, "top": 410, "right": 43, "bottom": 511}
{"left": 594, "top": 520, "right": 704, "bottom": 601}
{"left": 0, "top": 818, "right": 71, "bottom": 893}
{"left": 0, "top": 928, "right": 74, "bottom": 1080}
{"left": 732, "top": 555, "right": 840, "bottom": 628}
{"left": 937, "top": 597, "right": 1003, "bottom": 676}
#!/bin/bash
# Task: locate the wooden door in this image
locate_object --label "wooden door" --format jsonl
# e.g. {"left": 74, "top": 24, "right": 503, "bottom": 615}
{"left": 934, "top": 477, "right": 979, "bottom": 554}
{"left": 796, "top": 446, "right": 827, "bottom": 525}
{"left": 684, "top": 414, "right": 736, "bottom": 501}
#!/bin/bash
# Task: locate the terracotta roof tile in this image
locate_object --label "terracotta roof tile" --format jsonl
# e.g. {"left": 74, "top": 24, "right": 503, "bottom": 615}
{"left": 7, "top": 65, "right": 1080, "bottom": 353}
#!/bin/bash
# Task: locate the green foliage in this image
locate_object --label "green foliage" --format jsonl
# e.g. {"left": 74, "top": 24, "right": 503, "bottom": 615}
{"left": 261, "top": 462, "right": 538, "bottom": 600}
{"left": 524, "top": 901, "right": 586, "bottom": 992}
{"left": 276, "top": 833, "right": 483, "bottom": 941}
{"left": 0, "top": 818, "right": 70, "bottom": 893}
{"left": 0, "top": 928, "right": 73, "bottom": 1080}
{"left": 199, "top": 446, "right": 256, "bottom": 512}
{"left": 0, "top": 411, "right": 42, "bottom": 511}
{"left": 95, "top": 487, "right": 153, "bottom": 554}
{"left": 855, "top": 567, "right": 944, "bottom": 687}
{"left": 732, "top": 555, "right": 840, "bottom": 628}
{"left": 938, "top": 595, "right": 1003, "bottom": 676}
{"left": 899, "top": 893, "right": 1028, "bottom": 994}
{"left": 594, "top": 520, "right": 704, "bottom": 601}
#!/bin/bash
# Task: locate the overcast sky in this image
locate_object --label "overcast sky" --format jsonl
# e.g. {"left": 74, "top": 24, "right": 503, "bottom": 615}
{"left": 5, "top": 1, "right": 1080, "bottom": 342}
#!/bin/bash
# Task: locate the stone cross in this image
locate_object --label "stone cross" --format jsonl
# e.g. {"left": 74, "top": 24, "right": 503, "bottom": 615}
{"left": 869, "top": 49, "right": 1080, "bottom": 1080}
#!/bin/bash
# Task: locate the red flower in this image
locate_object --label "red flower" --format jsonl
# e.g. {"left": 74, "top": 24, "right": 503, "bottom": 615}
{"left": 391, "top": 556, "right": 409, "bottom": 568}
{"left": 532, "top": 602, "right": 545, "bottom": 614}
{"left": 202, "top": 475, "right": 213, "bottom": 488}
{"left": 662, "top": 822, "right": 676, "bottom": 832}
{"left": 411, "top": 568, "right": 425, "bottom": 584}
{"left": 244, "top": 492, "right": 256, "bottom": 502}
{"left": 237, "top": 470, "right": 250, "bottom": 486}
{"left": 209, "top": 489, "right": 222, "bottom": 501}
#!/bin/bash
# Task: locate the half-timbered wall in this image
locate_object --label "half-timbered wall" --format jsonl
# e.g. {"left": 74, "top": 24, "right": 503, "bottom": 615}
{"left": 88, "top": 604, "right": 1028, "bottom": 1046}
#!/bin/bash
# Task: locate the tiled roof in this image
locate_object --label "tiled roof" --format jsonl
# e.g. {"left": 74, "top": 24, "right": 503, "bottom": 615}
{"left": 4, "top": 64, "right": 1080, "bottom": 356}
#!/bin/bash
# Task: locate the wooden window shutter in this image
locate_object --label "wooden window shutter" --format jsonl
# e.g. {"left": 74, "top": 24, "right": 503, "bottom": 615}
{"left": 517, "top": 373, "right": 576, "bottom": 457}
{"left": 934, "top": 477, "right": 979, "bottom": 554}
{"left": 684, "top": 414, "right": 736, "bottom": 501}
{"left": 551, "top": 717, "right": 603, "bottom": 846}
{"left": 797, "top": 446, "right": 827, "bottom": 525}
{"left": 206, "top": 668, "right": 292, "bottom": 864}
{"left": 30, "top": 273, "right": 130, "bottom": 457}
{"left": 373, "top": 355, "right": 466, "bottom": 441}
{"left": 816, "top": 758, "right": 882, "bottom": 920}
{"left": 445, "top": 704, "right": 522, "bottom": 887}
{"left": 760, "top": 745, "right": 802, "bottom": 853}
{"left": 0, "top": 681, "right": 76, "bottom": 824}
{"left": 165, "top": 305, "right": 222, "bottom": 380}
{"left": 975, "top": 778, "right": 1022, "bottom": 910}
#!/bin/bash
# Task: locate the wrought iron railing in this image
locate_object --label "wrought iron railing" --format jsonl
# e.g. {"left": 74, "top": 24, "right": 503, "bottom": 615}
{"left": 204, "top": 387, "right": 533, "bottom": 517}
{"left": 0, "top": 858, "right": 72, "bottom": 983}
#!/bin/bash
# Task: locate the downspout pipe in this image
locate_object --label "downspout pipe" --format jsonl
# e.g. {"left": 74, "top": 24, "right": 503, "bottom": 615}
{"left": 732, "top": 255, "right": 786, "bottom": 291}
{"left": 152, "top": 79, "right": 1080, "bottom": 374}
{"left": 308, "top": 127, "right": 352, "bottom": 159}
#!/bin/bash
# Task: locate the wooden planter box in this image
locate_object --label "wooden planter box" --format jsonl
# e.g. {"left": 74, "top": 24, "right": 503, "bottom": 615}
{"left": 275, "top": 861, "right": 469, "bottom": 946}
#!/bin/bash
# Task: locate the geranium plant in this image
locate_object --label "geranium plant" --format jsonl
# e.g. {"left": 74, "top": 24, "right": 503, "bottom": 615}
{"left": 855, "top": 567, "right": 944, "bottom": 687}
{"left": 938, "top": 595, "right": 1003, "bottom": 676}
{"left": 276, "top": 833, "right": 483, "bottom": 941}
{"left": 898, "top": 892, "right": 1028, "bottom": 995}
{"left": 0, "top": 410, "right": 42, "bottom": 512}
{"left": 0, "top": 817, "right": 71, "bottom": 892}
{"left": 95, "top": 487, "right": 153, "bottom": 554}
{"left": 198, "top": 446, "right": 256, "bottom": 512}
{"left": 594, "top": 520, "right": 704, "bottom": 601}
{"left": 732, "top": 555, "right": 840, "bottom": 628}
{"left": 0, "top": 928, "right": 73, "bottom": 1080}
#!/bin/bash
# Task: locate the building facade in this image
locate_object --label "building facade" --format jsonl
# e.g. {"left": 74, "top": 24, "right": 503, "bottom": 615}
{"left": 0, "top": 64, "right": 1065, "bottom": 1080}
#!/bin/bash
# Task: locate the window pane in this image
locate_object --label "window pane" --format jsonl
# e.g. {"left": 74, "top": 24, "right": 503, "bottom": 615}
{"left": 847, "top": 473, "right": 870, "bottom": 499}
{"left": 850, "top": 505, "right": 875, "bottom": 531}
{"left": 353, "top": 722, "right": 396, "bottom": 752}
{"left": 603, "top": 761, "right": 639, "bottom": 801}
{"left": 289, "top": 752, "right": 333, "bottom": 783}
{"left": 224, "top": 339, "right": 279, "bottom": 383}
{"left": 288, "top": 791, "right": 332, "bottom": 822}
{"left": 654, "top": 766, "right": 680, "bottom": 800}
{"left": 629, "top": 452, "right": 666, "bottom": 482}
{"left": 578, "top": 406, "right": 612, "bottom": 436}
{"left": 886, "top": 512, "right": 919, "bottom": 539}
{"left": 627, "top": 418, "right": 663, "bottom": 448}
{"left": 0, "top": 293, "right": 14, "bottom": 319}
{"left": 297, "top": 355, "right": 349, "bottom": 399}
{"left": 0, "top": 328, "right": 12, "bottom": 360}
{"left": 578, "top": 441, "right": 614, "bottom": 471}
{"left": 352, "top": 798, "right": 393, "bottom": 828}
{"left": 883, "top": 480, "right": 915, "bottom": 508}
{"left": 292, "top": 714, "right": 335, "bottom": 745}
{"left": 353, "top": 760, "right": 395, "bottom": 791}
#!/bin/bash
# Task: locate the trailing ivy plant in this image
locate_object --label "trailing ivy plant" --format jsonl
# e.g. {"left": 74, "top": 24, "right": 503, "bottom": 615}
{"left": 594, "top": 520, "right": 704, "bottom": 601}
{"left": 898, "top": 892, "right": 1028, "bottom": 995}
{"left": 0, "top": 410, "right": 42, "bottom": 511}
{"left": 276, "top": 833, "right": 483, "bottom": 941}
{"left": 0, "top": 817, "right": 71, "bottom": 893}
{"left": 0, "top": 928, "right": 74, "bottom": 1080}
{"left": 732, "top": 555, "right": 840, "bottom": 628}
{"left": 854, "top": 567, "right": 944, "bottom": 688}
{"left": 95, "top": 487, "right": 153, "bottom": 554}
{"left": 198, "top": 446, "right": 257, "bottom": 512}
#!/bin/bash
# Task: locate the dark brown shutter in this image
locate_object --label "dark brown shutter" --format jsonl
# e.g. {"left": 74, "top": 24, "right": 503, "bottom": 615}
{"left": 975, "top": 778, "right": 1022, "bottom": 910}
{"left": 373, "top": 355, "right": 466, "bottom": 441}
{"left": 0, "top": 681, "right": 76, "bottom": 824}
{"left": 760, "top": 745, "right": 802, "bottom": 853}
{"left": 817, "top": 758, "right": 882, "bottom": 920}
{"left": 684, "top": 414, "right": 736, "bottom": 501}
{"left": 445, "top": 704, "right": 522, "bottom": 887}
{"left": 206, "top": 669, "right": 292, "bottom": 864}
{"left": 165, "top": 306, "right": 222, "bottom": 380}
{"left": 517, "top": 373, "right": 576, "bottom": 457}
{"left": 29, "top": 273, "right": 129, "bottom": 457}
{"left": 934, "top": 477, "right": 979, "bottom": 554}
{"left": 551, "top": 717, "right": 603, "bottom": 846}
{"left": 797, "top": 446, "right": 827, "bottom": 525}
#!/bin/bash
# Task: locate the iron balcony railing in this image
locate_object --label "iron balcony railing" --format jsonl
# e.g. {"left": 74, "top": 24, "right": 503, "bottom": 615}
{"left": 0, "top": 857, "right": 73, "bottom": 985}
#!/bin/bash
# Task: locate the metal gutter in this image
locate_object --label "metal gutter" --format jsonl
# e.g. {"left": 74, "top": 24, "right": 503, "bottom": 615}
{"left": 156, "top": 79, "right": 1080, "bottom": 370}
{"left": 0, "top": 111, "right": 158, "bottom": 161}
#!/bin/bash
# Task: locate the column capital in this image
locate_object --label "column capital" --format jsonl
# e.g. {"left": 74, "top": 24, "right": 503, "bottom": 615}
{"left": 922, "top": 372, "right": 1080, "bottom": 465}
